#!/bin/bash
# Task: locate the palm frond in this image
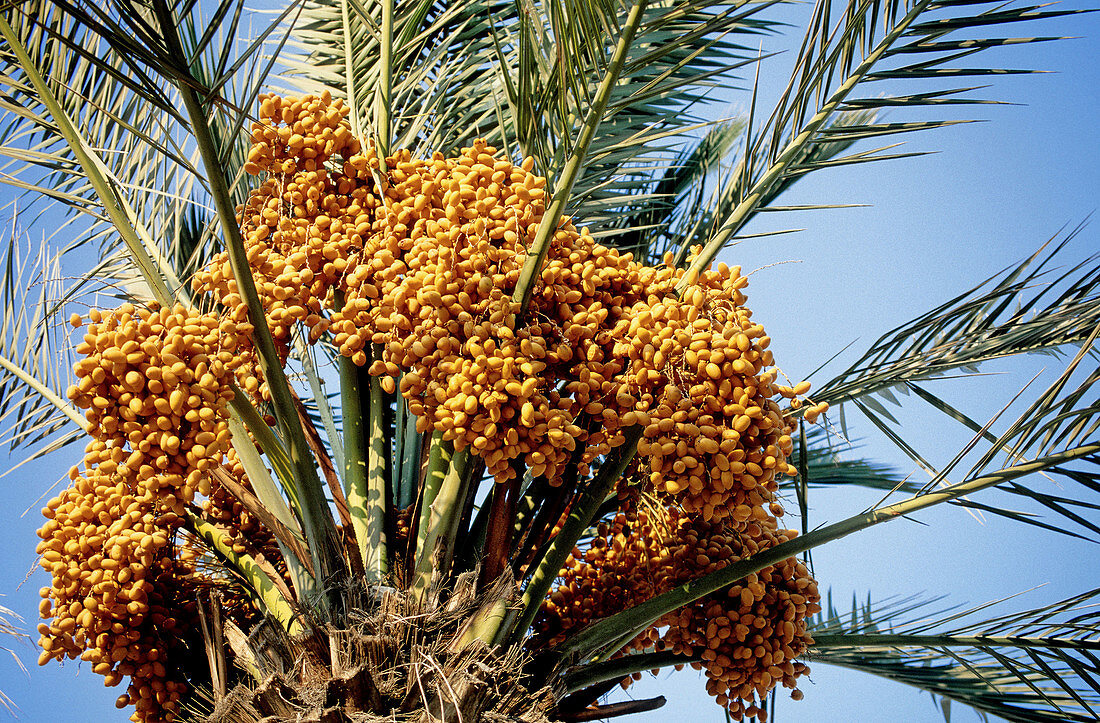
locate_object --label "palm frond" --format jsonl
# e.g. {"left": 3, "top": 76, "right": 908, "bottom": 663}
{"left": 815, "top": 228, "right": 1100, "bottom": 407}
{"left": 0, "top": 0, "right": 289, "bottom": 269}
{"left": 609, "top": 117, "right": 745, "bottom": 261}
{"left": 809, "top": 588, "right": 1100, "bottom": 722}
{"left": 800, "top": 229, "right": 1100, "bottom": 540}
{"left": 0, "top": 0, "right": 188, "bottom": 247}
{"left": 850, "top": 333, "right": 1100, "bottom": 542}
{"left": 281, "top": 0, "right": 780, "bottom": 256}
{"left": 678, "top": 0, "right": 1088, "bottom": 276}
{"left": 0, "top": 220, "right": 87, "bottom": 457}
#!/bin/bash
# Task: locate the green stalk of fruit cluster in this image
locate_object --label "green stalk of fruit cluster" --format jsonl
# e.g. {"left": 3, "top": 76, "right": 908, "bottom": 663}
{"left": 506, "top": 428, "right": 643, "bottom": 646}
{"left": 411, "top": 434, "right": 472, "bottom": 602}
{"left": 340, "top": 352, "right": 376, "bottom": 578}
{"left": 364, "top": 344, "right": 391, "bottom": 580}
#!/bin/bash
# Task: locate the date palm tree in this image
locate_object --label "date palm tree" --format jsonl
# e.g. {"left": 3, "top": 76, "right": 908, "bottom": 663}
{"left": 0, "top": 0, "right": 1097, "bottom": 721}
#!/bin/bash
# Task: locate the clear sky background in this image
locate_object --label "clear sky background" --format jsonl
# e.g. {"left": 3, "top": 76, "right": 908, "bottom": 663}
{"left": 0, "top": 3, "right": 1097, "bottom": 722}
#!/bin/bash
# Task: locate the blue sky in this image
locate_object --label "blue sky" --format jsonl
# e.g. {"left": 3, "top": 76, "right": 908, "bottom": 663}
{"left": 0, "top": 3, "right": 1097, "bottom": 722}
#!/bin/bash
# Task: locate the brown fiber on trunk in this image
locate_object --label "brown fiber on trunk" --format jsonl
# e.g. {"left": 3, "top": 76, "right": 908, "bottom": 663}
{"left": 202, "top": 581, "right": 559, "bottom": 723}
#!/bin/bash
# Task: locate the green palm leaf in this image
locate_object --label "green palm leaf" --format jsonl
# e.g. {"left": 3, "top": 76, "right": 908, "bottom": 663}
{"left": 679, "top": 0, "right": 1088, "bottom": 276}
{"left": 281, "top": 0, "right": 779, "bottom": 251}
{"left": 786, "top": 424, "right": 912, "bottom": 493}
{"left": 815, "top": 229, "right": 1100, "bottom": 408}
{"left": 799, "top": 231, "right": 1100, "bottom": 541}
{"left": 809, "top": 588, "right": 1100, "bottom": 722}
{"left": 0, "top": 231, "right": 85, "bottom": 459}
{"left": 0, "top": 0, "right": 292, "bottom": 269}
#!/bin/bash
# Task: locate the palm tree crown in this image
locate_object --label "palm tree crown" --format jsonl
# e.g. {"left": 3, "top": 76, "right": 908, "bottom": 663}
{"left": 0, "top": 0, "right": 1097, "bottom": 721}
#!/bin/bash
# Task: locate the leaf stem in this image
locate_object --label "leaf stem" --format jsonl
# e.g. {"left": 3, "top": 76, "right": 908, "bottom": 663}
{"left": 508, "top": 428, "right": 642, "bottom": 646}
{"left": 339, "top": 0, "right": 362, "bottom": 139}
{"left": 559, "top": 696, "right": 666, "bottom": 721}
{"left": 676, "top": 0, "right": 933, "bottom": 290}
{"left": 558, "top": 441, "right": 1100, "bottom": 659}
{"left": 377, "top": 0, "right": 393, "bottom": 155}
{"left": 174, "top": 70, "right": 342, "bottom": 598}
{"left": 0, "top": 353, "right": 87, "bottom": 431}
{"left": 511, "top": 0, "right": 649, "bottom": 315}
{"left": 186, "top": 511, "right": 300, "bottom": 633}
{"left": 562, "top": 651, "right": 700, "bottom": 694}
{"left": 810, "top": 634, "right": 1100, "bottom": 651}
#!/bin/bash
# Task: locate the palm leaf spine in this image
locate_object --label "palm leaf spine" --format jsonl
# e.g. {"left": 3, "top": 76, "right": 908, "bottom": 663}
{"left": 559, "top": 441, "right": 1100, "bottom": 660}
{"left": 0, "top": 352, "right": 86, "bottom": 430}
{"left": 810, "top": 634, "right": 1100, "bottom": 650}
{"left": 511, "top": 0, "right": 649, "bottom": 315}
{"left": 340, "top": 0, "right": 362, "bottom": 138}
{"left": 0, "top": 15, "right": 174, "bottom": 308}
{"left": 186, "top": 511, "right": 301, "bottom": 633}
{"left": 174, "top": 78, "right": 344, "bottom": 595}
{"left": 677, "top": 0, "right": 933, "bottom": 289}
{"left": 377, "top": 0, "right": 393, "bottom": 155}
{"left": 562, "top": 651, "right": 702, "bottom": 694}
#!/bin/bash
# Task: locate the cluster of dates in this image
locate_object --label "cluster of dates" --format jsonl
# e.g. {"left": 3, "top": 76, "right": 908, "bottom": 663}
{"left": 36, "top": 92, "right": 822, "bottom": 722}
